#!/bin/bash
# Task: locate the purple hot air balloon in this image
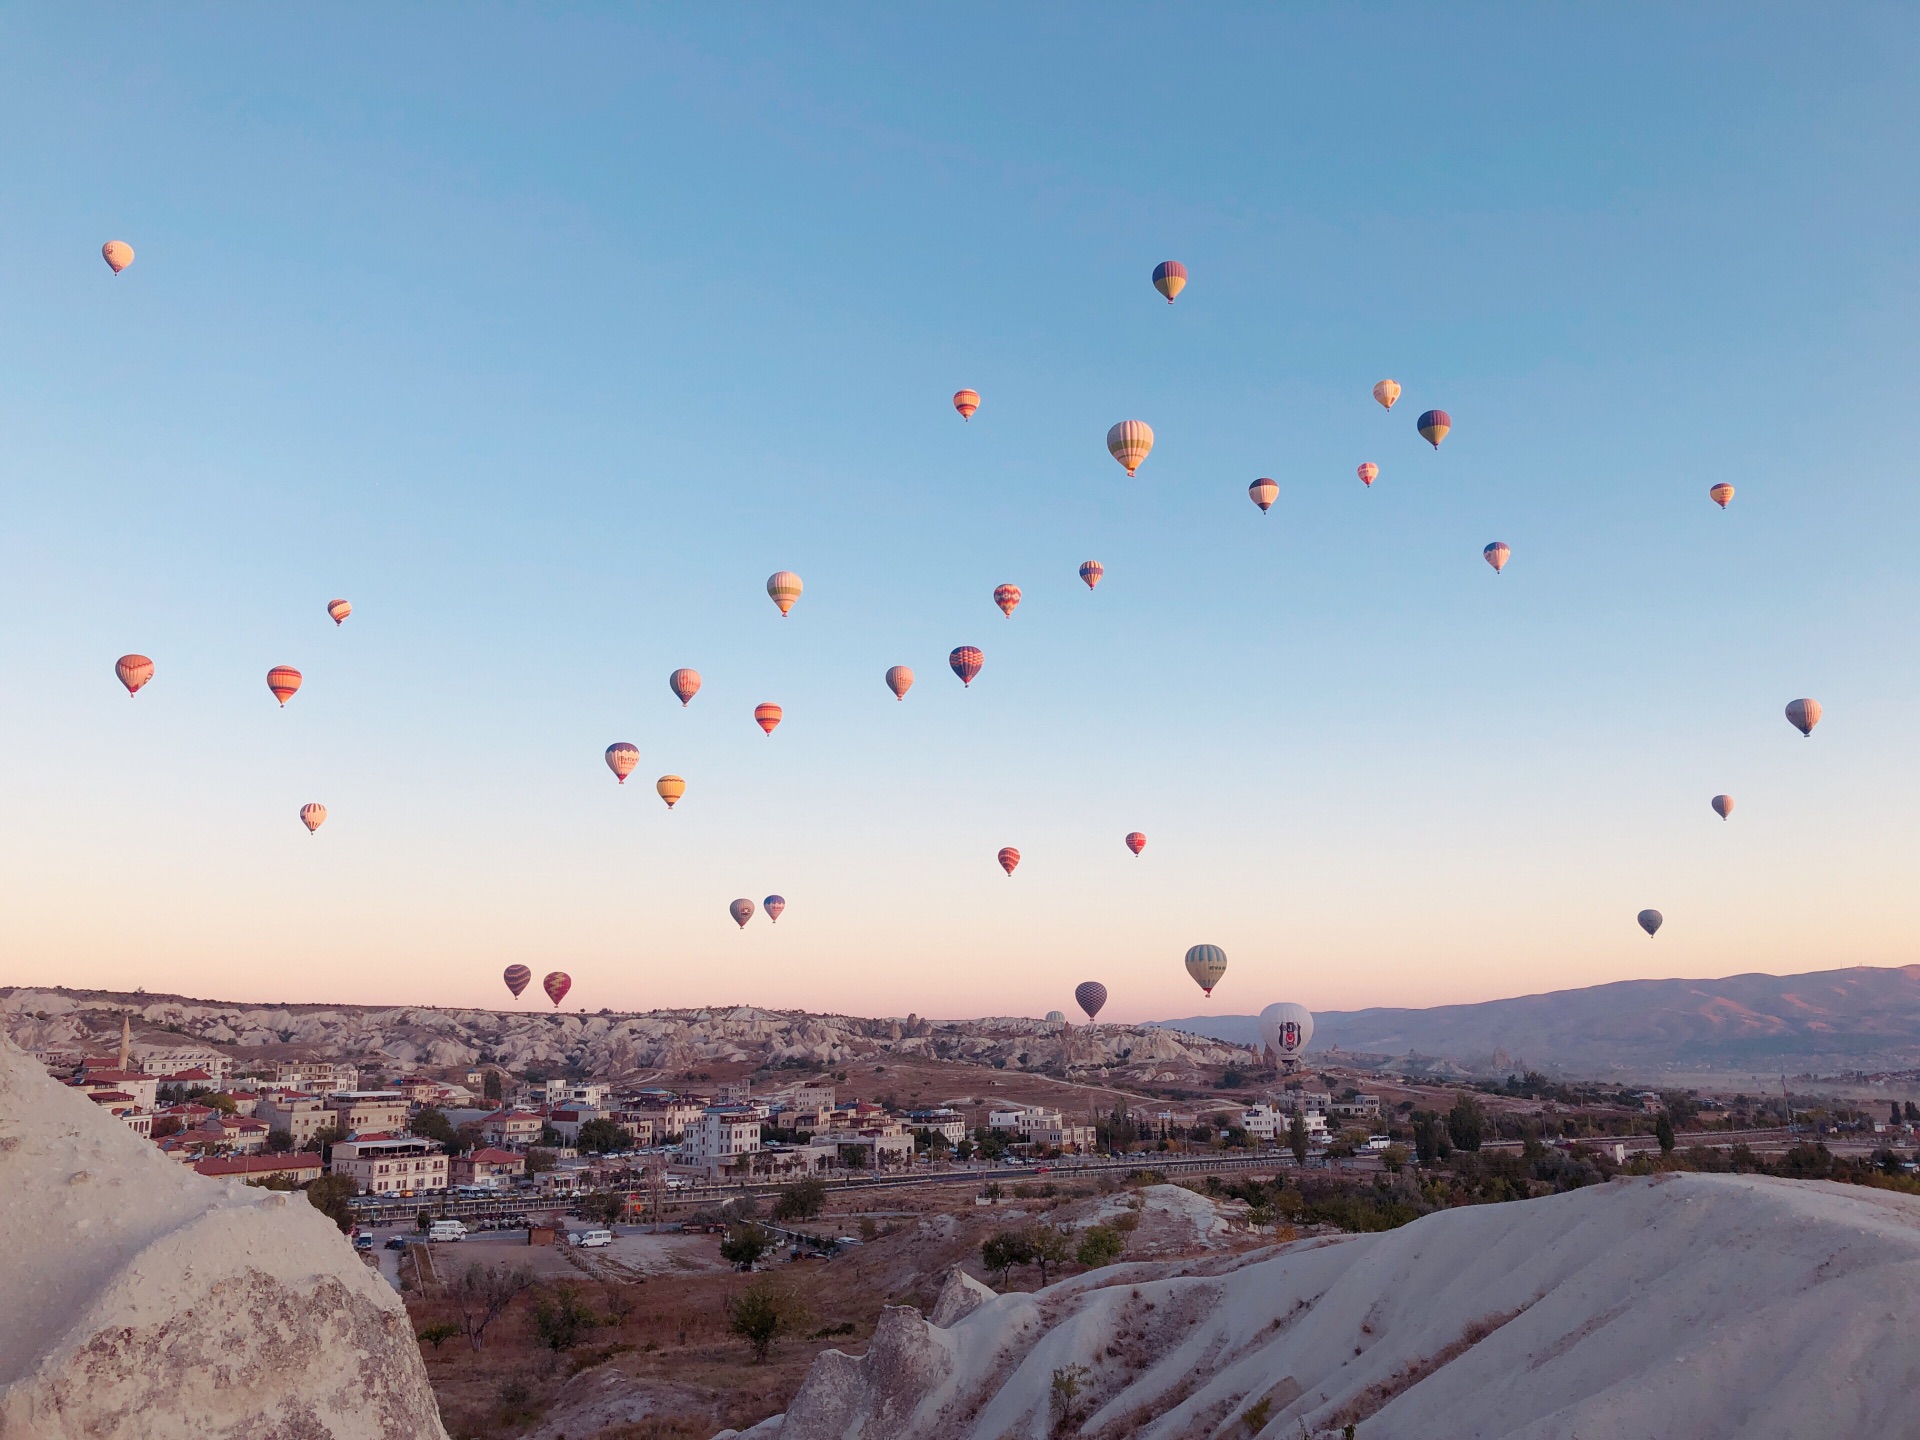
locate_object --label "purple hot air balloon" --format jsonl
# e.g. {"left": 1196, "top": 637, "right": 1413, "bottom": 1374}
{"left": 503, "top": 964, "right": 532, "bottom": 1000}
{"left": 949, "top": 646, "right": 983, "bottom": 687}
{"left": 730, "top": 898, "right": 756, "bottom": 929}
{"left": 1074, "top": 981, "right": 1107, "bottom": 1022}
{"left": 764, "top": 895, "right": 786, "bottom": 923}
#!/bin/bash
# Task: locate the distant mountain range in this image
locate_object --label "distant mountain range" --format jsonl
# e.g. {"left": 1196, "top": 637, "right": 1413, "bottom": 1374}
{"left": 1155, "top": 965, "right": 1920, "bottom": 1077}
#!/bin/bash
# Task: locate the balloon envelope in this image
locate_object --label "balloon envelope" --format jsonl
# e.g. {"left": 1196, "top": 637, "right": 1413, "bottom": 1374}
{"left": 1417, "top": 409, "right": 1451, "bottom": 448}
{"left": 1638, "top": 909, "right": 1664, "bottom": 937}
{"left": 1079, "top": 560, "right": 1104, "bottom": 589}
{"left": 885, "top": 665, "right": 914, "bottom": 700}
{"left": 950, "top": 646, "right": 983, "bottom": 687}
{"left": 1125, "top": 831, "right": 1146, "bottom": 856}
{"left": 267, "top": 666, "right": 302, "bottom": 706}
{"left": 997, "top": 846, "right": 1020, "bottom": 876}
{"left": 1248, "top": 477, "right": 1278, "bottom": 512}
{"left": 730, "top": 898, "right": 755, "bottom": 928}
{"left": 1709, "top": 483, "right": 1735, "bottom": 509}
{"left": 327, "top": 599, "right": 352, "bottom": 625}
{"left": 299, "top": 803, "right": 327, "bottom": 834}
{"left": 669, "top": 668, "right": 702, "bottom": 706}
{"left": 953, "top": 389, "right": 980, "bottom": 421}
{"left": 115, "top": 654, "right": 154, "bottom": 696}
{"left": 606, "top": 742, "right": 639, "bottom": 783}
{"left": 503, "top": 964, "right": 532, "bottom": 999}
{"left": 543, "top": 971, "right": 572, "bottom": 1007}
{"left": 1184, "top": 944, "right": 1228, "bottom": 996}
{"left": 1106, "top": 420, "right": 1154, "bottom": 476}
{"left": 1258, "top": 1002, "right": 1314, "bottom": 1063}
{"left": 1152, "top": 260, "right": 1187, "bottom": 303}
{"left": 1357, "top": 462, "right": 1378, "bottom": 487}
{"left": 1711, "top": 794, "right": 1735, "bottom": 820}
{"left": 764, "top": 895, "right": 786, "bottom": 923}
{"left": 993, "top": 584, "right": 1021, "bottom": 618}
{"left": 1372, "top": 379, "right": 1400, "bottom": 410}
{"left": 1074, "top": 981, "right": 1107, "bottom": 1021}
{"left": 754, "top": 702, "right": 783, "bottom": 735}
{"left": 1484, "top": 541, "right": 1510, "bottom": 573}
{"left": 656, "top": 774, "right": 686, "bottom": 808}
{"left": 1045, "top": 1010, "right": 1067, "bottom": 1024}
{"left": 767, "top": 571, "right": 804, "bottom": 616}
{"left": 1786, "top": 698, "right": 1821, "bottom": 736}
{"left": 102, "top": 240, "right": 135, "bottom": 274}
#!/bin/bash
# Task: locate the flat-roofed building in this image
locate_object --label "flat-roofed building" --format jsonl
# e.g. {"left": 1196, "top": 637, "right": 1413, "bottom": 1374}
{"left": 271, "top": 1061, "right": 360, "bottom": 1096}
{"left": 330, "top": 1135, "right": 449, "bottom": 1196}
{"left": 255, "top": 1092, "right": 333, "bottom": 1146}
{"left": 325, "top": 1091, "right": 409, "bottom": 1139}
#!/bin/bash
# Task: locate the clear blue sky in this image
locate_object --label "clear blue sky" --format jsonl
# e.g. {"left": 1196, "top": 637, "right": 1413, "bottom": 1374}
{"left": 3, "top": 8, "right": 1916, "bottom": 1020}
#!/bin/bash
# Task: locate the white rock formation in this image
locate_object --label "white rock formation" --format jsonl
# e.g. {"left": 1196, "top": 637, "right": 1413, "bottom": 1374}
{"left": 716, "top": 1172, "right": 1920, "bottom": 1439}
{"left": 0, "top": 1038, "right": 448, "bottom": 1440}
{"left": 928, "top": 1267, "right": 996, "bottom": 1328}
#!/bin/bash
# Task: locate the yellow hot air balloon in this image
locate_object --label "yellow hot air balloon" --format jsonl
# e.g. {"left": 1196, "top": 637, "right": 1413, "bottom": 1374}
{"left": 326, "top": 598, "right": 352, "bottom": 625}
{"left": 953, "top": 389, "right": 980, "bottom": 421}
{"left": 1709, "top": 483, "right": 1735, "bottom": 510}
{"left": 1106, "top": 420, "right": 1154, "bottom": 476}
{"left": 767, "top": 571, "right": 803, "bottom": 616}
{"left": 1372, "top": 379, "right": 1400, "bottom": 410}
{"left": 102, "top": 241, "right": 135, "bottom": 274}
{"left": 300, "top": 803, "right": 327, "bottom": 834}
{"left": 656, "top": 775, "right": 686, "bottom": 809}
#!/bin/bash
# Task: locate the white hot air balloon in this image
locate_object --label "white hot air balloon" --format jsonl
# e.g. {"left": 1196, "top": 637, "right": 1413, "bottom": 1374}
{"left": 1258, "top": 1002, "right": 1315, "bottom": 1072}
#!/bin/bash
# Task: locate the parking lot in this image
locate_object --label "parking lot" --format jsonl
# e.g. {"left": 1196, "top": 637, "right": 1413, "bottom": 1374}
{"left": 356, "top": 1220, "right": 732, "bottom": 1288}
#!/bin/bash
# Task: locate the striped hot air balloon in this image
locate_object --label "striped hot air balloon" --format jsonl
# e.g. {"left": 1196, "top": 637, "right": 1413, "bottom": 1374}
{"left": 997, "top": 846, "right": 1020, "bottom": 876}
{"left": 503, "top": 964, "right": 532, "bottom": 999}
{"left": 730, "top": 898, "right": 755, "bottom": 928}
{"left": 115, "top": 654, "right": 154, "bottom": 696}
{"left": 1184, "top": 943, "right": 1228, "bottom": 996}
{"left": 767, "top": 571, "right": 803, "bottom": 617}
{"left": 656, "top": 775, "right": 686, "bottom": 808}
{"left": 1357, "top": 462, "right": 1378, "bottom": 488}
{"left": 1417, "top": 409, "right": 1451, "bottom": 448}
{"left": 885, "top": 665, "right": 913, "bottom": 700}
{"left": 543, "top": 970, "right": 572, "bottom": 1007}
{"left": 764, "top": 894, "right": 786, "bottom": 923}
{"left": 993, "top": 584, "right": 1021, "bottom": 618}
{"left": 1079, "top": 560, "right": 1104, "bottom": 589}
{"left": 1710, "top": 483, "right": 1735, "bottom": 510}
{"left": 1152, "top": 260, "right": 1187, "bottom": 303}
{"left": 1484, "top": 541, "right": 1510, "bottom": 573}
{"left": 1637, "top": 909, "right": 1663, "bottom": 938}
{"left": 606, "top": 743, "right": 639, "bottom": 783}
{"left": 949, "top": 647, "right": 983, "bottom": 687}
{"left": 102, "top": 240, "right": 134, "bottom": 274}
{"left": 267, "top": 666, "right": 303, "bottom": 706}
{"left": 1249, "top": 478, "right": 1278, "bottom": 513}
{"left": 1125, "top": 831, "right": 1146, "bottom": 856}
{"left": 754, "top": 702, "right": 783, "bottom": 735}
{"left": 1372, "top": 379, "right": 1400, "bottom": 410}
{"left": 953, "top": 389, "right": 980, "bottom": 421}
{"left": 326, "top": 598, "right": 352, "bottom": 625}
{"left": 669, "top": 668, "right": 702, "bottom": 706}
{"left": 1785, "top": 698, "right": 1821, "bottom": 737}
{"left": 1106, "top": 420, "right": 1154, "bottom": 476}
{"left": 1074, "top": 981, "right": 1107, "bottom": 1021}
{"left": 1711, "top": 794, "right": 1735, "bottom": 820}
{"left": 299, "top": 803, "right": 327, "bottom": 834}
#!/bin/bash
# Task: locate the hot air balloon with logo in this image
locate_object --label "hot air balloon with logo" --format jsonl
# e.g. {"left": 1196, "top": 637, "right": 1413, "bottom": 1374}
{"left": 1709, "top": 484, "right": 1734, "bottom": 510}
{"left": 1372, "top": 380, "right": 1400, "bottom": 411}
{"left": 885, "top": 665, "right": 914, "bottom": 700}
{"left": 754, "top": 703, "right": 783, "bottom": 735}
{"left": 953, "top": 389, "right": 980, "bottom": 421}
{"left": 1106, "top": 421, "right": 1154, "bottom": 476}
{"left": 767, "top": 571, "right": 803, "bottom": 617}
{"left": 1184, "top": 944, "right": 1228, "bottom": 996}
{"left": 115, "top": 654, "right": 154, "bottom": 697}
{"left": 1785, "top": 698, "right": 1821, "bottom": 737}
{"left": 327, "top": 599, "right": 352, "bottom": 626}
{"left": 950, "top": 647, "right": 983, "bottom": 687}
{"left": 1079, "top": 561, "right": 1104, "bottom": 589}
{"left": 1417, "top": 410, "right": 1451, "bottom": 448}
{"left": 1357, "top": 462, "right": 1378, "bottom": 488}
{"left": 1638, "top": 909, "right": 1663, "bottom": 937}
{"left": 1484, "top": 542, "right": 1510, "bottom": 574}
{"left": 102, "top": 240, "right": 135, "bottom": 274}
{"left": 1258, "top": 1002, "right": 1314, "bottom": 1070}
{"left": 1151, "top": 260, "right": 1187, "bottom": 303}
{"left": 267, "top": 666, "right": 303, "bottom": 706}
{"left": 764, "top": 895, "right": 786, "bottom": 923}
{"left": 1711, "top": 794, "right": 1734, "bottom": 820}
{"left": 1249, "top": 478, "right": 1278, "bottom": 513}
{"left": 997, "top": 846, "right": 1020, "bottom": 877}
{"left": 503, "top": 964, "right": 532, "bottom": 1000}
{"left": 543, "top": 971, "right": 572, "bottom": 1007}
{"left": 1125, "top": 832, "right": 1146, "bottom": 856}
{"left": 993, "top": 584, "right": 1021, "bottom": 618}
{"left": 605, "top": 743, "right": 639, "bottom": 783}
{"left": 669, "top": 669, "right": 702, "bottom": 706}
{"left": 299, "top": 803, "right": 327, "bottom": 835}
{"left": 656, "top": 775, "right": 686, "bottom": 809}
{"left": 730, "top": 898, "right": 755, "bottom": 928}
{"left": 1074, "top": 981, "right": 1107, "bottom": 1022}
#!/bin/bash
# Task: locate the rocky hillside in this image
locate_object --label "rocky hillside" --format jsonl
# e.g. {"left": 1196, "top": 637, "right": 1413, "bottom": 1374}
{"left": 0, "top": 987, "right": 1255, "bottom": 1084}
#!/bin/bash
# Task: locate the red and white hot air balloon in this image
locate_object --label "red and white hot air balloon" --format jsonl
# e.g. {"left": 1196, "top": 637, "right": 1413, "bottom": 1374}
{"left": 755, "top": 703, "right": 783, "bottom": 735}
{"left": 953, "top": 389, "right": 980, "bottom": 421}
{"left": 267, "top": 666, "right": 303, "bottom": 706}
{"left": 669, "top": 668, "right": 702, "bottom": 706}
{"left": 299, "top": 803, "right": 327, "bottom": 834}
{"left": 605, "top": 743, "right": 639, "bottom": 783}
{"left": 885, "top": 665, "right": 914, "bottom": 700}
{"left": 542, "top": 971, "right": 572, "bottom": 1007}
{"left": 1248, "top": 478, "right": 1278, "bottom": 513}
{"left": 1106, "top": 420, "right": 1154, "bottom": 476}
{"left": 994, "top": 584, "right": 1021, "bottom": 617}
{"left": 1372, "top": 379, "right": 1401, "bottom": 410}
{"left": 1125, "top": 831, "right": 1146, "bottom": 856}
{"left": 115, "top": 654, "right": 154, "bottom": 696}
{"left": 326, "top": 598, "right": 352, "bottom": 625}
{"left": 1357, "top": 462, "right": 1378, "bottom": 488}
{"left": 949, "top": 647, "right": 983, "bottom": 687}
{"left": 767, "top": 571, "right": 803, "bottom": 617}
{"left": 997, "top": 846, "right": 1020, "bottom": 877}
{"left": 1079, "top": 561, "right": 1104, "bottom": 589}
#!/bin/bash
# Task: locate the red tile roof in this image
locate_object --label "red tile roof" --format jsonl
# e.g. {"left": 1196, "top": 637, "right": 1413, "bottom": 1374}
{"left": 194, "top": 1154, "right": 323, "bottom": 1179}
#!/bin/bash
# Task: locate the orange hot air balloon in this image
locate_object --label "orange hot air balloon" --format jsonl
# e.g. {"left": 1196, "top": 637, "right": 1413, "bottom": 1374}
{"left": 1079, "top": 560, "right": 1104, "bottom": 589}
{"left": 949, "top": 646, "right": 983, "bottom": 687}
{"left": 656, "top": 774, "right": 686, "bottom": 808}
{"left": 1106, "top": 420, "right": 1154, "bottom": 476}
{"left": 102, "top": 240, "right": 135, "bottom": 274}
{"left": 267, "top": 666, "right": 303, "bottom": 706}
{"left": 885, "top": 665, "right": 914, "bottom": 700}
{"left": 299, "top": 803, "right": 327, "bottom": 834}
{"left": 1372, "top": 379, "right": 1400, "bottom": 410}
{"left": 115, "top": 654, "right": 154, "bottom": 696}
{"left": 503, "top": 964, "right": 532, "bottom": 999}
{"left": 669, "top": 668, "right": 702, "bottom": 706}
{"left": 543, "top": 971, "right": 572, "bottom": 1007}
{"left": 605, "top": 743, "right": 639, "bottom": 783}
{"left": 1125, "top": 831, "right": 1146, "bottom": 856}
{"left": 1248, "top": 477, "right": 1278, "bottom": 513}
{"left": 767, "top": 571, "right": 803, "bottom": 616}
{"left": 755, "top": 702, "right": 783, "bottom": 735}
{"left": 953, "top": 389, "right": 980, "bottom": 421}
{"left": 326, "top": 598, "right": 352, "bottom": 626}
{"left": 730, "top": 898, "right": 755, "bottom": 928}
{"left": 1709, "top": 483, "right": 1735, "bottom": 510}
{"left": 1357, "top": 462, "right": 1378, "bottom": 488}
{"left": 997, "top": 846, "right": 1020, "bottom": 877}
{"left": 994, "top": 584, "right": 1021, "bottom": 618}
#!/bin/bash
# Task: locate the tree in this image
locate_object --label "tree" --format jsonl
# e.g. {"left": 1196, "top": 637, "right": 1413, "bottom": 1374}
{"left": 1448, "top": 1093, "right": 1486, "bottom": 1152}
{"left": 531, "top": 1283, "right": 603, "bottom": 1351}
{"left": 525, "top": 1147, "right": 558, "bottom": 1175}
{"left": 1075, "top": 1224, "right": 1125, "bottom": 1269}
{"left": 1411, "top": 1111, "right": 1451, "bottom": 1165}
{"left": 151, "top": 1116, "right": 183, "bottom": 1140}
{"left": 538, "top": 1124, "right": 566, "bottom": 1148}
{"left": 720, "top": 1221, "right": 775, "bottom": 1271}
{"left": 1026, "top": 1225, "right": 1072, "bottom": 1285}
{"left": 306, "top": 1174, "right": 358, "bottom": 1233}
{"left": 447, "top": 1261, "right": 534, "bottom": 1352}
{"left": 1380, "top": 1143, "right": 1409, "bottom": 1174}
{"left": 415, "top": 1321, "right": 461, "bottom": 1350}
{"left": 1287, "top": 1112, "right": 1309, "bottom": 1164}
{"left": 410, "top": 1107, "right": 457, "bottom": 1149}
{"left": 981, "top": 1229, "right": 1033, "bottom": 1285}
{"left": 1655, "top": 1112, "right": 1676, "bottom": 1153}
{"left": 1892, "top": 1101, "right": 1904, "bottom": 1128}
{"left": 264, "top": 1128, "right": 294, "bottom": 1154}
{"left": 483, "top": 1070, "right": 504, "bottom": 1101}
{"left": 245, "top": 1173, "right": 299, "bottom": 1192}
{"left": 727, "top": 1276, "right": 811, "bottom": 1362}
{"left": 575, "top": 1119, "right": 633, "bottom": 1154}
{"left": 772, "top": 1177, "right": 827, "bottom": 1222}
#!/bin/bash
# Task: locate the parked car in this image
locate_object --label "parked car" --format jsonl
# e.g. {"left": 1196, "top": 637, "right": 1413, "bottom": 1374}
{"left": 352, "top": 1233, "right": 374, "bottom": 1252}
{"left": 569, "top": 1229, "right": 613, "bottom": 1248}
{"left": 385, "top": 1236, "right": 410, "bottom": 1251}
{"left": 427, "top": 1220, "right": 468, "bottom": 1242}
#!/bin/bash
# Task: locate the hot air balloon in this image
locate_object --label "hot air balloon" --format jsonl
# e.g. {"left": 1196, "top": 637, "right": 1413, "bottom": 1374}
{"left": 1785, "top": 698, "right": 1821, "bottom": 737}
{"left": 656, "top": 775, "right": 686, "bottom": 808}
{"left": 300, "top": 803, "right": 327, "bottom": 834}
{"left": 1357, "top": 462, "right": 1378, "bottom": 488}
{"left": 102, "top": 240, "right": 134, "bottom": 274}
{"left": 1258, "top": 1002, "right": 1314, "bottom": 1068}
{"left": 754, "top": 702, "right": 783, "bottom": 735}
{"left": 885, "top": 665, "right": 914, "bottom": 700}
{"left": 1709, "top": 483, "right": 1735, "bottom": 510}
{"left": 1106, "top": 421, "right": 1154, "bottom": 476}
{"left": 1125, "top": 831, "right": 1146, "bottom": 856}
{"left": 543, "top": 971, "right": 572, "bottom": 1007}
{"left": 997, "top": 846, "right": 1020, "bottom": 876}
{"left": 1417, "top": 409, "right": 1451, "bottom": 448}
{"left": 1045, "top": 1010, "right": 1067, "bottom": 1025}
{"left": 1074, "top": 981, "right": 1107, "bottom": 1022}
{"left": 1184, "top": 944, "right": 1228, "bottom": 996}
{"left": 767, "top": 571, "right": 804, "bottom": 617}
{"left": 1711, "top": 794, "right": 1735, "bottom": 820}
{"left": 327, "top": 599, "right": 352, "bottom": 626}
{"left": 1484, "top": 541, "right": 1510, "bottom": 574}
{"left": 1637, "top": 909, "right": 1663, "bottom": 937}
{"left": 669, "top": 668, "right": 702, "bottom": 706}
{"left": 1249, "top": 477, "right": 1278, "bottom": 513}
{"left": 605, "top": 743, "right": 639, "bottom": 783}
{"left": 949, "top": 646, "right": 983, "bottom": 687}
{"left": 953, "top": 389, "right": 980, "bottom": 421}
{"left": 503, "top": 964, "right": 532, "bottom": 999}
{"left": 1151, "top": 260, "right": 1187, "bottom": 303}
{"left": 730, "top": 898, "right": 755, "bottom": 928}
{"left": 994, "top": 584, "right": 1021, "bottom": 618}
{"left": 115, "top": 654, "right": 154, "bottom": 696}
{"left": 764, "top": 895, "right": 786, "bottom": 923}
{"left": 1079, "top": 561, "right": 1104, "bottom": 589}
{"left": 267, "top": 666, "right": 303, "bottom": 706}
{"left": 1372, "top": 380, "right": 1400, "bottom": 411}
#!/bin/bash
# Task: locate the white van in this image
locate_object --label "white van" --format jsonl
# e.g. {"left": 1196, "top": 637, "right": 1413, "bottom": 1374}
{"left": 427, "top": 1220, "right": 467, "bottom": 1242}
{"left": 569, "top": 1229, "right": 613, "bottom": 1249}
